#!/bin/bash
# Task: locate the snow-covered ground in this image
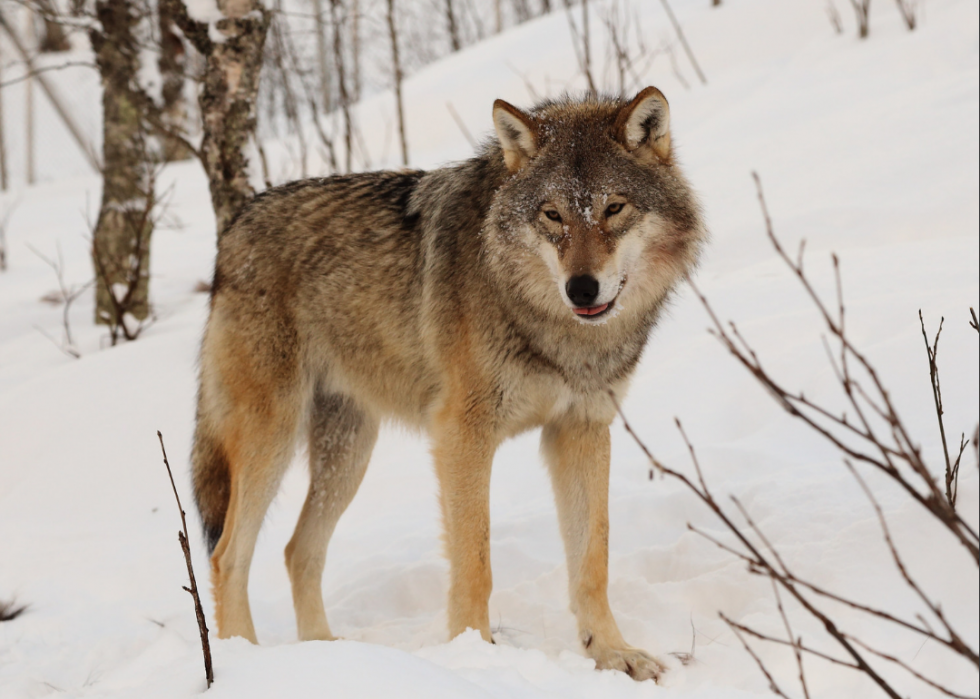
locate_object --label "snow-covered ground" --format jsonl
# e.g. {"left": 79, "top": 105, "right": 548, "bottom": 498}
{"left": 1, "top": 1, "right": 978, "bottom": 697}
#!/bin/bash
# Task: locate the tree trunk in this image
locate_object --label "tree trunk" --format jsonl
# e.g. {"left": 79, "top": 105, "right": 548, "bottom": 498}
{"left": 158, "top": 0, "right": 192, "bottom": 161}
{"left": 25, "top": 12, "right": 35, "bottom": 185}
{"left": 386, "top": 0, "right": 408, "bottom": 166}
{"left": 0, "top": 44, "right": 6, "bottom": 191}
{"left": 90, "top": 0, "right": 154, "bottom": 326}
{"left": 445, "top": 0, "right": 460, "bottom": 51}
{"left": 36, "top": 0, "right": 71, "bottom": 53}
{"left": 350, "top": 0, "right": 360, "bottom": 102}
{"left": 330, "top": 0, "right": 352, "bottom": 172}
{"left": 312, "top": 0, "right": 332, "bottom": 112}
{"left": 164, "top": 0, "right": 270, "bottom": 237}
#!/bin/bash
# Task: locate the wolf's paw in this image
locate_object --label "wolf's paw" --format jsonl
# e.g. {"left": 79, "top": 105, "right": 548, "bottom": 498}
{"left": 591, "top": 645, "right": 667, "bottom": 682}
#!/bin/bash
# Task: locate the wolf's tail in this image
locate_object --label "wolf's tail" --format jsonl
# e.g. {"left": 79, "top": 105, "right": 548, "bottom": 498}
{"left": 191, "top": 402, "right": 231, "bottom": 555}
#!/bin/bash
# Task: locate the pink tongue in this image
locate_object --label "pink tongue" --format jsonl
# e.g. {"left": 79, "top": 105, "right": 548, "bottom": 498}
{"left": 574, "top": 302, "right": 609, "bottom": 316}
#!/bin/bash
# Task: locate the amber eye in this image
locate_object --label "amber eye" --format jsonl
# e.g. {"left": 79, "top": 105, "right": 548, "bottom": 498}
{"left": 605, "top": 202, "right": 624, "bottom": 217}
{"left": 544, "top": 209, "right": 563, "bottom": 223}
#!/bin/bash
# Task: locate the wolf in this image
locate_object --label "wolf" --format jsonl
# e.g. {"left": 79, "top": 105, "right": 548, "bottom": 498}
{"left": 191, "top": 87, "right": 705, "bottom": 681}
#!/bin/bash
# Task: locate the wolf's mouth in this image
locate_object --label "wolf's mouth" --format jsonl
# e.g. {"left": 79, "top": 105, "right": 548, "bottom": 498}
{"left": 573, "top": 298, "right": 614, "bottom": 319}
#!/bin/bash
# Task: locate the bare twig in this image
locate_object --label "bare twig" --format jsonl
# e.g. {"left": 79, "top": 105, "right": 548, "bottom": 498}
{"left": 723, "top": 616, "right": 793, "bottom": 698}
{"left": 0, "top": 60, "right": 96, "bottom": 88}
{"left": 446, "top": 102, "right": 476, "bottom": 150}
{"left": 919, "top": 311, "right": 958, "bottom": 508}
{"left": 157, "top": 431, "right": 213, "bottom": 688}
{"left": 27, "top": 241, "right": 92, "bottom": 357}
{"left": 657, "top": 0, "right": 707, "bottom": 85}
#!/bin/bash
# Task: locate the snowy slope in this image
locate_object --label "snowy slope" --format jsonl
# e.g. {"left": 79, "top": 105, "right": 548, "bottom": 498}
{"left": 1, "top": 1, "right": 978, "bottom": 697}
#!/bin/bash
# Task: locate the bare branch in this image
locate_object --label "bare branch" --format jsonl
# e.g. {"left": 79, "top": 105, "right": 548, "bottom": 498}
{"left": 157, "top": 431, "right": 213, "bottom": 688}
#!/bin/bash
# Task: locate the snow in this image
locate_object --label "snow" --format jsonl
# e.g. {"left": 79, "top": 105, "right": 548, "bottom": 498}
{"left": 1, "top": 0, "right": 978, "bottom": 697}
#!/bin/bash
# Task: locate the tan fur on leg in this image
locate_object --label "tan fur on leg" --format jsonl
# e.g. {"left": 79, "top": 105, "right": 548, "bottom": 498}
{"left": 430, "top": 351, "right": 498, "bottom": 642}
{"left": 211, "top": 415, "right": 297, "bottom": 642}
{"left": 542, "top": 420, "right": 666, "bottom": 681}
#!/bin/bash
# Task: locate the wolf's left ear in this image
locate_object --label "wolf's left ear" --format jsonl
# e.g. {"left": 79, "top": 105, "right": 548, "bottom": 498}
{"left": 614, "top": 86, "right": 671, "bottom": 162}
{"left": 493, "top": 99, "right": 538, "bottom": 173}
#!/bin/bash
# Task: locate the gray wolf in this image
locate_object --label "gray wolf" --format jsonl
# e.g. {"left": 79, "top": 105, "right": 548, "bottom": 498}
{"left": 191, "top": 87, "right": 705, "bottom": 681}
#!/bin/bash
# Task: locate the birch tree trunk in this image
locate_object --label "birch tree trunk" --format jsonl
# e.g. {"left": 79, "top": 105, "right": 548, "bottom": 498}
{"left": 163, "top": 0, "right": 270, "bottom": 237}
{"left": 90, "top": 0, "right": 154, "bottom": 325}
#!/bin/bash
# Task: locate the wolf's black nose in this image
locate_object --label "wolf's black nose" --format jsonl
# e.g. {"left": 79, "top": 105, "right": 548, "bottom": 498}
{"left": 566, "top": 275, "right": 600, "bottom": 307}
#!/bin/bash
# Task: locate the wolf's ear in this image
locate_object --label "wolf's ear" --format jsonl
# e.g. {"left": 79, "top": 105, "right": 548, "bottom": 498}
{"left": 493, "top": 99, "right": 538, "bottom": 173}
{"left": 614, "top": 86, "right": 671, "bottom": 161}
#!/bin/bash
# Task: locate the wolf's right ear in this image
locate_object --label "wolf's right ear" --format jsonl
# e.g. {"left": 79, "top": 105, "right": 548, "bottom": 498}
{"left": 493, "top": 100, "right": 538, "bottom": 173}
{"left": 614, "top": 87, "right": 671, "bottom": 162}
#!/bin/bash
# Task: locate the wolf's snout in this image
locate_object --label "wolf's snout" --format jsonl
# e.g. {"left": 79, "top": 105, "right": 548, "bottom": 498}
{"left": 566, "top": 275, "right": 599, "bottom": 307}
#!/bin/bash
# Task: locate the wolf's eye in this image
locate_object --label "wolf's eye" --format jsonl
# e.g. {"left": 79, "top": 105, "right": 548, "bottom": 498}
{"left": 544, "top": 209, "right": 562, "bottom": 223}
{"left": 605, "top": 202, "right": 624, "bottom": 217}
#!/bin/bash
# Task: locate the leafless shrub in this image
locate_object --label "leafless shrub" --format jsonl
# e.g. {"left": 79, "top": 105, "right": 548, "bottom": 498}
{"left": 565, "top": 0, "right": 596, "bottom": 94}
{"left": 827, "top": 1, "right": 844, "bottom": 34}
{"left": 894, "top": 0, "right": 917, "bottom": 30}
{"left": 919, "top": 312, "right": 971, "bottom": 509}
{"left": 27, "top": 241, "right": 93, "bottom": 358}
{"left": 0, "top": 598, "right": 27, "bottom": 622}
{"left": 599, "top": 1, "right": 661, "bottom": 96}
{"left": 849, "top": 0, "right": 872, "bottom": 39}
{"left": 612, "top": 173, "right": 978, "bottom": 698}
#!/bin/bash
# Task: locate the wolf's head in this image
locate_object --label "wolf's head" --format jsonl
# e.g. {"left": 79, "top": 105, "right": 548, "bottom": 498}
{"left": 484, "top": 88, "right": 705, "bottom": 327}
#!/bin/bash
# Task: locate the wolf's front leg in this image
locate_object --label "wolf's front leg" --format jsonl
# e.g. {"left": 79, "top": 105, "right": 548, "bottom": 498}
{"left": 542, "top": 421, "right": 666, "bottom": 682}
{"left": 431, "top": 390, "right": 497, "bottom": 642}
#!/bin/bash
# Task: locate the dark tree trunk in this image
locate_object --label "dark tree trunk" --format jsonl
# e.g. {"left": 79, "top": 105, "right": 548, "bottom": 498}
{"left": 37, "top": 0, "right": 71, "bottom": 53}
{"left": 158, "top": 1, "right": 191, "bottom": 161}
{"left": 163, "top": 0, "right": 270, "bottom": 237}
{"left": 90, "top": 0, "right": 154, "bottom": 327}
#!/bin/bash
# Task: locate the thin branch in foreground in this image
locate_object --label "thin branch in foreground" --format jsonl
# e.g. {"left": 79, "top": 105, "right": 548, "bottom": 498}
{"left": 157, "top": 431, "right": 213, "bottom": 688}
{"left": 608, "top": 172, "right": 978, "bottom": 698}
{"left": 919, "top": 311, "right": 958, "bottom": 507}
{"left": 723, "top": 616, "right": 792, "bottom": 699}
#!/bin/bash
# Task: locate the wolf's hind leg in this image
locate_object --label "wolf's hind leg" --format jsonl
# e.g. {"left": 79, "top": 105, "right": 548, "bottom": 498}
{"left": 211, "top": 403, "right": 299, "bottom": 643}
{"left": 542, "top": 420, "right": 666, "bottom": 682}
{"left": 286, "top": 392, "right": 379, "bottom": 641}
